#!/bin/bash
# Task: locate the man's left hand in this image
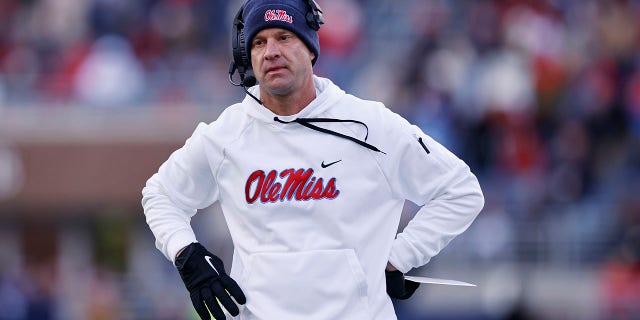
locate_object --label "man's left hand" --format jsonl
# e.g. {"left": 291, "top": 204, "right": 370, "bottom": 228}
{"left": 385, "top": 269, "right": 420, "bottom": 300}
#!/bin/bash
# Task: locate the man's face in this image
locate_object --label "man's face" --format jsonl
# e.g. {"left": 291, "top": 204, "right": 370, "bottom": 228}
{"left": 250, "top": 28, "right": 315, "bottom": 96}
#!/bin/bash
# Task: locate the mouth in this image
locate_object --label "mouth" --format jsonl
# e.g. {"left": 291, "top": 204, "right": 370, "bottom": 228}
{"left": 265, "top": 65, "right": 286, "bottom": 74}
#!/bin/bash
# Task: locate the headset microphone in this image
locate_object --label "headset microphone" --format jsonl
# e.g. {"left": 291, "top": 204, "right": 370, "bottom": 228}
{"left": 242, "top": 75, "right": 257, "bottom": 87}
{"left": 229, "top": 61, "right": 261, "bottom": 104}
{"left": 228, "top": 61, "right": 256, "bottom": 87}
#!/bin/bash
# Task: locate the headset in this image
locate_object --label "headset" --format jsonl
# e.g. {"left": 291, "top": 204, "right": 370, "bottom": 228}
{"left": 228, "top": 0, "right": 325, "bottom": 91}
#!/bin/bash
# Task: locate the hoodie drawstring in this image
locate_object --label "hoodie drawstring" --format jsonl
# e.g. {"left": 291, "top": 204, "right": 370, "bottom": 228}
{"left": 274, "top": 117, "right": 385, "bottom": 154}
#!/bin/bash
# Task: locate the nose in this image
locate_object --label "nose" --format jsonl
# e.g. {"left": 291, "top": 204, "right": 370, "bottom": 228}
{"left": 263, "top": 38, "right": 281, "bottom": 60}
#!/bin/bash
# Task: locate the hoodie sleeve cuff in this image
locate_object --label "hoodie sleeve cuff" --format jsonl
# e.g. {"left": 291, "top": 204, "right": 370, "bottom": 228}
{"left": 388, "top": 236, "right": 430, "bottom": 274}
{"left": 165, "top": 228, "right": 197, "bottom": 264}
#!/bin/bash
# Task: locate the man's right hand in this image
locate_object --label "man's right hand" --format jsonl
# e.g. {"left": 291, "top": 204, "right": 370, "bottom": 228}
{"left": 175, "top": 243, "right": 246, "bottom": 319}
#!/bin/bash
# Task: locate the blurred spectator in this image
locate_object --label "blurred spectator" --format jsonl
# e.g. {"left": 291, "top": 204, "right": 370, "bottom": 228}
{"left": 315, "top": 0, "right": 364, "bottom": 87}
{"left": 73, "top": 35, "right": 146, "bottom": 107}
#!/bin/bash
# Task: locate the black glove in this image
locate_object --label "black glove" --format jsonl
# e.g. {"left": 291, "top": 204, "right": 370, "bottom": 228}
{"left": 175, "top": 243, "right": 246, "bottom": 320}
{"left": 385, "top": 269, "right": 420, "bottom": 300}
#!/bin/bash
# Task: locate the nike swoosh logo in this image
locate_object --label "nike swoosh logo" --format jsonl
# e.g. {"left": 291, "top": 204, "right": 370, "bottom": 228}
{"left": 321, "top": 159, "right": 342, "bottom": 168}
{"left": 205, "top": 256, "right": 220, "bottom": 275}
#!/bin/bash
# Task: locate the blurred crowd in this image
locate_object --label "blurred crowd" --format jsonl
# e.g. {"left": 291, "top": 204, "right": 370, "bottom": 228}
{"left": 1, "top": 0, "right": 640, "bottom": 319}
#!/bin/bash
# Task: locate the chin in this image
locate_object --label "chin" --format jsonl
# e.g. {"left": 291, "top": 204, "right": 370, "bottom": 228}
{"left": 266, "top": 86, "right": 295, "bottom": 96}
{"left": 263, "top": 79, "right": 295, "bottom": 95}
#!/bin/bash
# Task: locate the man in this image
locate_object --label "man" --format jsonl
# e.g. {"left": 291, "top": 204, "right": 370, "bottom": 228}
{"left": 141, "top": 0, "right": 484, "bottom": 319}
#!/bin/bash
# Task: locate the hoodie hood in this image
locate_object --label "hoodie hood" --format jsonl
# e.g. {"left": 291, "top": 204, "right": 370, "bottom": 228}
{"left": 243, "top": 75, "right": 346, "bottom": 124}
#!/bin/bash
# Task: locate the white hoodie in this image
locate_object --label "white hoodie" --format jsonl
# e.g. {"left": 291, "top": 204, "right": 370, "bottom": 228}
{"left": 142, "top": 76, "right": 484, "bottom": 319}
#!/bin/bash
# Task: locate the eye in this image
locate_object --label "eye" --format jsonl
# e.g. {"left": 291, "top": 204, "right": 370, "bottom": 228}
{"left": 279, "top": 33, "right": 293, "bottom": 41}
{"left": 252, "top": 38, "right": 265, "bottom": 48}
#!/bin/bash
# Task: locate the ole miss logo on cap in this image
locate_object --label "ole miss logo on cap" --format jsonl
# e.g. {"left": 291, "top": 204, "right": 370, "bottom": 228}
{"left": 264, "top": 9, "right": 293, "bottom": 23}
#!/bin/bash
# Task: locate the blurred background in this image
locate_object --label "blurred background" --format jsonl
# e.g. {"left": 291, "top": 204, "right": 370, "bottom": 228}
{"left": 1, "top": 0, "right": 639, "bottom": 319}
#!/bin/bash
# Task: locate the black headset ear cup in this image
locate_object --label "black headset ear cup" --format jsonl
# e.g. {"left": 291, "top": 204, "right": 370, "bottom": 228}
{"left": 306, "top": 0, "right": 324, "bottom": 31}
{"left": 306, "top": 11, "right": 319, "bottom": 31}
{"left": 232, "top": 7, "right": 251, "bottom": 73}
{"left": 238, "top": 29, "right": 250, "bottom": 69}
